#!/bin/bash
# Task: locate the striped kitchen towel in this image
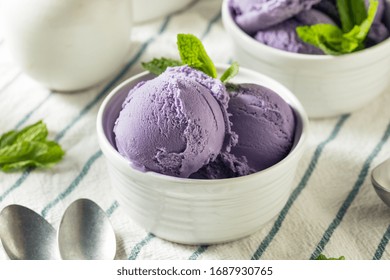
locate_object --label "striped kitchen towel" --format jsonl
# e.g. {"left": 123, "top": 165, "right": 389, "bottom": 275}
{"left": 0, "top": 0, "right": 390, "bottom": 260}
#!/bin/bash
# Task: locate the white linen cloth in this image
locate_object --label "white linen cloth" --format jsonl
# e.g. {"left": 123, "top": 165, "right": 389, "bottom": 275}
{"left": 0, "top": 0, "right": 389, "bottom": 260}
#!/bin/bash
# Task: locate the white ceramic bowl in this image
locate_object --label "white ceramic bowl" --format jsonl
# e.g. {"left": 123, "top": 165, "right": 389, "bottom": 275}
{"left": 222, "top": 0, "right": 390, "bottom": 118}
{"left": 96, "top": 65, "right": 309, "bottom": 245}
{"left": 132, "top": 0, "right": 195, "bottom": 23}
{"left": 0, "top": 0, "right": 133, "bottom": 92}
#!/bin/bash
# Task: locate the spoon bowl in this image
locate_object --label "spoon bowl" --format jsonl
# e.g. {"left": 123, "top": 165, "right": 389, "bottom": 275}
{"left": 371, "top": 158, "right": 390, "bottom": 207}
{"left": 0, "top": 205, "right": 60, "bottom": 260}
{"left": 58, "top": 199, "right": 116, "bottom": 260}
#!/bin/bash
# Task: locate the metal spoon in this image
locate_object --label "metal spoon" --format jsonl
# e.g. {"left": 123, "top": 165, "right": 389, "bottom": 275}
{"left": 0, "top": 205, "right": 60, "bottom": 260}
{"left": 371, "top": 157, "right": 390, "bottom": 207}
{"left": 58, "top": 199, "right": 116, "bottom": 260}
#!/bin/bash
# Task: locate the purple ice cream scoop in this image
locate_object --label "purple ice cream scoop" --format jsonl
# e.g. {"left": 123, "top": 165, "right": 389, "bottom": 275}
{"left": 191, "top": 83, "right": 296, "bottom": 179}
{"left": 113, "top": 66, "right": 231, "bottom": 178}
{"left": 254, "top": 9, "right": 335, "bottom": 54}
{"left": 229, "top": 0, "right": 321, "bottom": 34}
{"left": 227, "top": 83, "right": 296, "bottom": 172}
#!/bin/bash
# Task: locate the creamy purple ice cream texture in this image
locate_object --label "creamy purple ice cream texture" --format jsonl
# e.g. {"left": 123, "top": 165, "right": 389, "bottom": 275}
{"left": 113, "top": 66, "right": 233, "bottom": 178}
{"left": 227, "top": 84, "right": 295, "bottom": 172}
{"left": 114, "top": 67, "right": 296, "bottom": 179}
{"left": 229, "top": 0, "right": 321, "bottom": 34}
{"left": 192, "top": 83, "right": 296, "bottom": 179}
{"left": 229, "top": 0, "right": 390, "bottom": 54}
{"left": 254, "top": 9, "right": 335, "bottom": 54}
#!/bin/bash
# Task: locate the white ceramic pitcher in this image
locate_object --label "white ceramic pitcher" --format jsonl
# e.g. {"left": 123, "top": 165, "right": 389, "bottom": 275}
{"left": 0, "top": 0, "right": 133, "bottom": 91}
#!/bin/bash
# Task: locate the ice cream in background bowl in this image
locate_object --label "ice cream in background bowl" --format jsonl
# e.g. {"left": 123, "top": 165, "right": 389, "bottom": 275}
{"left": 97, "top": 64, "right": 308, "bottom": 245}
{"left": 222, "top": 0, "right": 390, "bottom": 118}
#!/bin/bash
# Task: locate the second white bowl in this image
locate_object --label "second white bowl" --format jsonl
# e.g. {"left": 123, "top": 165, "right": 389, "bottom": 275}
{"left": 222, "top": 0, "right": 390, "bottom": 118}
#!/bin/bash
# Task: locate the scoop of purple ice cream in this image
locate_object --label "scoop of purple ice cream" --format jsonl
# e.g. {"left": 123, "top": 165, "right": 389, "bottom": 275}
{"left": 114, "top": 66, "right": 231, "bottom": 178}
{"left": 191, "top": 83, "right": 296, "bottom": 179}
{"left": 254, "top": 9, "right": 335, "bottom": 54}
{"left": 227, "top": 83, "right": 296, "bottom": 172}
{"left": 229, "top": 0, "right": 321, "bottom": 34}
{"left": 162, "top": 65, "right": 237, "bottom": 152}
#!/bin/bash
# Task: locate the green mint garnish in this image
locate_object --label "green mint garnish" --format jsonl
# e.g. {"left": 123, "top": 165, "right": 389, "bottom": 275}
{"left": 315, "top": 254, "right": 346, "bottom": 260}
{"left": 220, "top": 61, "right": 239, "bottom": 83}
{"left": 177, "top": 33, "right": 218, "bottom": 79}
{"left": 337, "top": 0, "right": 368, "bottom": 32}
{"left": 141, "top": 33, "right": 239, "bottom": 83}
{"left": 141, "top": 58, "right": 182, "bottom": 76}
{"left": 0, "top": 121, "right": 65, "bottom": 172}
{"left": 296, "top": 0, "right": 379, "bottom": 55}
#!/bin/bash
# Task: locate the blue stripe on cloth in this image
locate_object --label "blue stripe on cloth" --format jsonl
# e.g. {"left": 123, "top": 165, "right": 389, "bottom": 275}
{"left": 0, "top": 17, "right": 171, "bottom": 204}
{"left": 0, "top": 169, "right": 31, "bottom": 203}
{"left": 201, "top": 10, "right": 221, "bottom": 39}
{"left": 128, "top": 233, "right": 155, "bottom": 260}
{"left": 310, "top": 120, "right": 390, "bottom": 260}
{"left": 373, "top": 224, "right": 390, "bottom": 260}
{"left": 40, "top": 150, "right": 103, "bottom": 218}
{"left": 14, "top": 93, "right": 52, "bottom": 129}
{"left": 251, "top": 114, "right": 350, "bottom": 260}
{"left": 106, "top": 201, "right": 119, "bottom": 217}
{"left": 188, "top": 245, "right": 208, "bottom": 260}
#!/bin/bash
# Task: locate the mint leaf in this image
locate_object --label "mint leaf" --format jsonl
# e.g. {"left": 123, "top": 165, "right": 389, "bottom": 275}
{"left": 220, "top": 61, "right": 239, "bottom": 83}
{"left": 0, "top": 121, "right": 47, "bottom": 149}
{"left": 0, "top": 121, "right": 64, "bottom": 172}
{"left": 177, "top": 33, "right": 217, "bottom": 78}
{"left": 296, "top": 24, "right": 345, "bottom": 55}
{"left": 15, "top": 120, "right": 48, "bottom": 142}
{"left": 337, "top": 0, "right": 367, "bottom": 32}
{"left": 0, "top": 142, "right": 64, "bottom": 172}
{"left": 315, "top": 254, "right": 346, "bottom": 260}
{"left": 142, "top": 34, "right": 241, "bottom": 83}
{"left": 0, "top": 131, "right": 18, "bottom": 149}
{"left": 351, "top": 0, "right": 379, "bottom": 41}
{"left": 141, "top": 58, "right": 182, "bottom": 75}
{"left": 297, "top": 0, "right": 379, "bottom": 55}
{"left": 0, "top": 141, "right": 48, "bottom": 165}
{"left": 35, "top": 141, "right": 65, "bottom": 165}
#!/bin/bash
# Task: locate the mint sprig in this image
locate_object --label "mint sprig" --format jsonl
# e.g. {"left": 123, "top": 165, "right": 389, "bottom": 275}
{"left": 0, "top": 121, "right": 65, "bottom": 172}
{"left": 296, "top": 0, "right": 379, "bottom": 55}
{"left": 337, "top": 0, "right": 368, "bottom": 32}
{"left": 315, "top": 254, "right": 346, "bottom": 260}
{"left": 141, "top": 58, "right": 182, "bottom": 76}
{"left": 220, "top": 61, "right": 239, "bottom": 83}
{"left": 141, "top": 34, "right": 239, "bottom": 83}
{"left": 177, "top": 33, "right": 218, "bottom": 79}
